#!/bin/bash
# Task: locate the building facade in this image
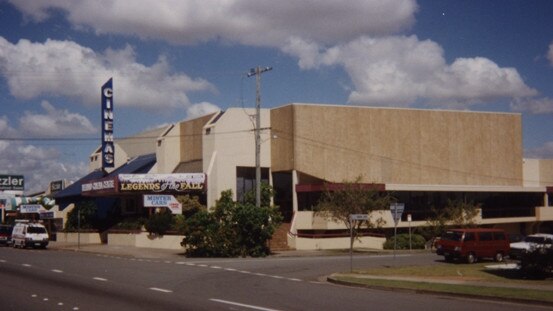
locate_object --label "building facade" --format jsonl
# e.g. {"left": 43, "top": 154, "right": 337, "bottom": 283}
{"left": 57, "top": 103, "right": 553, "bottom": 250}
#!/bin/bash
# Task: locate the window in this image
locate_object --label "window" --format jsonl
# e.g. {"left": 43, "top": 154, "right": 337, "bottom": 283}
{"left": 464, "top": 232, "right": 475, "bottom": 241}
{"left": 236, "top": 167, "right": 269, "bottom": 202}
{"left": 479, "top": 232, "right": 493, "bottom": 241}
{"left": 494, "top": 232, "right": 506, "bottom": 241}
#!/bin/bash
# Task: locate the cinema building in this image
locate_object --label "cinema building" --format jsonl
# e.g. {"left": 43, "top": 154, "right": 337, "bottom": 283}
{"left": 55, "top": 103, "right": 553, "bottom": 250}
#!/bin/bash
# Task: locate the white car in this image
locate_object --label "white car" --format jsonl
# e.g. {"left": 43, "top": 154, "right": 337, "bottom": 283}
{"left": 509, "top": 233, "right": 553, "bottom": 259}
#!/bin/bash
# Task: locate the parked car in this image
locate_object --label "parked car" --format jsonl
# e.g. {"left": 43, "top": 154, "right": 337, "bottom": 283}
{"left": 435, "top": 228, "right": 510, "bottom": 263}
{"left": 11, "top": 221, "right": 49, "bottom": 249}
{"left": 0, "top": 224, "right": 13, "bottom": 246}
{"left": 509, "top": 233, "right": 553, "bottom": 260}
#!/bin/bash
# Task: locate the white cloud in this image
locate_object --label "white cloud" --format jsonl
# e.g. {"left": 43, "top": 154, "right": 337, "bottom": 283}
{"left": 186, "top": 102, "right": 221, "bottom": 119}
{"left": 548, "top": 42, "right": 553, "bottom": 66}
{"left": 525, "top": 142, "right": 553, "bottom": 159}
{"left": 19, "top": 101, "right": 96, "bottom": 137}
{"left": 0, "top": 141, "right": 88, "bottom": 194}
{"left": 9, "top": 0, "right": 417, "bottom": 46}
{"left": 285, "top": 36, "right": 537, "bottom": 107}
{"left": 0, "top": 37, "right": 214, "bottom": 109}
{"left": 510, "top": 97, "right": 553, "bottom": 114}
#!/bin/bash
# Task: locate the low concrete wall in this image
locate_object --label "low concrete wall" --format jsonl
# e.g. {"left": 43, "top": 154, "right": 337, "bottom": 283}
{"left": 55, "top": 232, "right": 102, "bottom": 244}
{"left": 290, "top": 234, "right": 385, "bottom": 250}
{"left": 108, "top": 232, "right": 185, "bottom": 250}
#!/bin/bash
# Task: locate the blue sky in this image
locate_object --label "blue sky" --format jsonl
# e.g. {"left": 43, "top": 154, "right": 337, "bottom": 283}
{"left": 1, "top": 0, "right": 552, "bottom": 194}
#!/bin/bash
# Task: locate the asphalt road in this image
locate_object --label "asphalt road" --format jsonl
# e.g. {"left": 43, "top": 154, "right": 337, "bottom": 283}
{"left": 0, "top": 247, "right": 550, "bottom": 311}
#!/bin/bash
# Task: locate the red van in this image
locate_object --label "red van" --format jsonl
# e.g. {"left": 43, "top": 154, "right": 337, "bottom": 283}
{"left": 436, "top": 228, "right": 510, "bottom": 264}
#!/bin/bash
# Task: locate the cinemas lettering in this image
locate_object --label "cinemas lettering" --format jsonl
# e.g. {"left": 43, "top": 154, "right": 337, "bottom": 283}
{"left": 101, "top": 78, "right": 114, "bottom": 168}
{"left": 118, "top": 174, "right": 206, "bottom": 193}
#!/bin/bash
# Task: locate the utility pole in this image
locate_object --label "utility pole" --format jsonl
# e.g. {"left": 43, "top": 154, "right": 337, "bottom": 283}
{"left": 247, "top": 66, "right": 272, "bottom": 208}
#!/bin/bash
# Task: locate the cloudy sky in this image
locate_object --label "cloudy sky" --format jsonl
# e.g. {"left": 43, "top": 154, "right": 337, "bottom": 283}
{"left": 1, "top": 0, "right": 553, "bottom": 194}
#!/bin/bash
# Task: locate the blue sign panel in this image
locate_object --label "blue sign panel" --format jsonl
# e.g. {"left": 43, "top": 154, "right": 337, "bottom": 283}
{"left": 101, "top": 78, "right": 114, "bottom": 168}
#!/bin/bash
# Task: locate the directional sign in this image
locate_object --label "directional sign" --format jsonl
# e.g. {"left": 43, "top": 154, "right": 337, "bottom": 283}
{"left": 349, "top": 214, "right": 369, "bottom": 221}
{"left": 143, "top": 194, "right": 182, "bottom": 214}
{"left": 390, "top": 203, "right": 405, "bottom": 226}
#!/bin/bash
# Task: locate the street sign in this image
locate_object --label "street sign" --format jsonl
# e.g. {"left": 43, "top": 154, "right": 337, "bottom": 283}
{"left": 390, "top": 203, "right": 405, "bottom": 225}
{"left": 349, "top": 214, "right": 369, "bottom": 221}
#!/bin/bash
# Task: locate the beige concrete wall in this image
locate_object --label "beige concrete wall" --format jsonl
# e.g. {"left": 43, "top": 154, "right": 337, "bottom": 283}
{"left": 156, "top": 124, "right": 179, "bottom": 174}
{"left": 180, "top": 113, "right": 216, "bottom": 164}
{"left": 539, "top": 159, "right": 553, "bottom": 186}
{"left": 290, "top": 235, "right": 386, "bottom": 250}
{"left": 54, "top": 232, "right": 102, "bottom": 244}
{"left": 203, "top": 108, "right": 271, "bottom": 209}
{"left": 271, "top": 104, "right": 523, "bottom": 186}
{"left": 118, "top": 127, "right": 167, "bottom": 159}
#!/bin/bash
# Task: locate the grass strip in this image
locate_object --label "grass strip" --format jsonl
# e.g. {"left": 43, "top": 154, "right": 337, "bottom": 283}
{"left": 332, "top": 275, "right": 553, "bottom": 304}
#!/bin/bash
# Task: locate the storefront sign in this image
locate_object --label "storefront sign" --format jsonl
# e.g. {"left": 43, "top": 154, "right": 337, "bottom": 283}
{"left": 143, "top": 194, "right": 182, "bottom": 214}
{"left": 119, "top": 174, "right": 206, "bottom": 193}
{"left": 40, "top": 211, "right": 55, "bottom": 219}
{"left": 20, "top": 204, "right": 43, "bottom": 214}
{"left": 0, "top": 175, "right": 24, "bottom": 191}
{"left": 101, "top": 78, "right": 114, "bottom": 168}
{"left": 50, "top": 180, "right": 64, "bottom": 194}
{"left": 82, "top": 178, "right": 116, "bottom": 192}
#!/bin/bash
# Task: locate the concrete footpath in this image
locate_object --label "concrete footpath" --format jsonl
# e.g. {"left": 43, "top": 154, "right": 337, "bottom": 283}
{"left": 47, "top": 241, "right": 339, "bottom": 259}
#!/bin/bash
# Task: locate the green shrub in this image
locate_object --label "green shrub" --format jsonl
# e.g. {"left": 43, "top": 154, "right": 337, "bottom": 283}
{"left": 145, "top": 210, "right": 173, "bottom": 236}
{"left": 181, "top": 185, "right": 282, "bottom": 257}
{"left": 383, "top": 233, "right": 426, "bottom": 250}
{"left": 65, "top": 201, "right": 98, "bottom": 231}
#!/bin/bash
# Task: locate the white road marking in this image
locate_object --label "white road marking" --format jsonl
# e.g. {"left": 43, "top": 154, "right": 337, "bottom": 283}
{"left": 93, "top": 277, "right": 108, "bottom": 282}
{"left": 210, "top": 266, "right": 222, "bottom": 269}
{"left": 22, "top": 263, "right": 31, "bottom": 267}
{"left": 52, "top": 269, "right": 63, "bottom": 273}
{"left": 175, "top": 261, "right": 186, "bottom": 265}
{"left": 198, "top": 264, "right": 208, "bottom": 267}
{"left": 0, "top": 259, "right": 6, "bottom": 263}
{"left": 287, "top": 278, "right": 302, "bottom": 282}
{"left": 150, "top": 287, "right": 173, "bottom": 293}
{"left": 270, "top": 275, "right": 284, "bottom": 279}
{"left": 43, "top": 298, "right": 49, "bottom": 301}
{"left": 210, "top": 298, "right": 282, "bottom": 311}
{"left": 224, "top": 268, "right": 237, "bottom": 271}
{"left": 31, "top": 294, "right": 37, "bottom": 298}
{"left": 58, "top": 302, "right": 64, "bottom": 306}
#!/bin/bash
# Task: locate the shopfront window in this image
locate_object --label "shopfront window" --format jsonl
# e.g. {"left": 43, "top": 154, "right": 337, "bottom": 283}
{"left": 236, "top": 167, "right": 269, "bottom": 203}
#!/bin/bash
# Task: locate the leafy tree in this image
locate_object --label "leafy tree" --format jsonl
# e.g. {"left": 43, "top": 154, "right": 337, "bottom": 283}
{"left": 177, "top": 195, "right": 205, "bottom": 218}
{"left": 313, "top": 176, "right": 392, "bottom": 251}
{"left": 420, "top": 199, "right": 480, "bottom": 241}
{"left": 65, "top": 200, "right": 98, "bottom": 230}
{"left": 181, "top": 185, "right": 282, "bottom": 257}
{"left": 314, "top": 177, "right": 391, "bottom": 230}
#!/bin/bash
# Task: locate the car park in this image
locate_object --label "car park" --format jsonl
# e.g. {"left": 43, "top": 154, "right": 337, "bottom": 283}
{"left": 509, "top": 233, "right": 553, "bottom": 260}
{"left": 0, "top": 224, "right": 13, "bottom": 246}
{"left": 436, "top": 228, "right": 510, "bottom": 263}
{"left": 11, "top": 221, "right": 49, "bottom": 249}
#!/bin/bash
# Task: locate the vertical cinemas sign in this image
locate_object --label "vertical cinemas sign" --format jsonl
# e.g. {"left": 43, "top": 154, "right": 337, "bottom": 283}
{"left": 102, "top": 78, "right": 114, "bottom": 168}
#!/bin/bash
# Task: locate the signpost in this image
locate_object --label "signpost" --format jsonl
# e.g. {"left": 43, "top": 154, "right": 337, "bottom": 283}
{"left": 349, "top": 214, "right": 369, "bottom": 272}
{"left": 390, "top": 203, "right": 405, "bottom": 260}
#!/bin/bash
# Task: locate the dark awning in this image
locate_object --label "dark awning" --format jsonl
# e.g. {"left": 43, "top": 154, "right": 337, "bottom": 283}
{"left": 53, "top": 170, "right": 106, "bottom": 199}
{"left": 108, "top": 153, "right": 156, "bottom": 176}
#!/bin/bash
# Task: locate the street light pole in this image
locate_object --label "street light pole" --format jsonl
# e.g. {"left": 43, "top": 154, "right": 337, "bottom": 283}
{"left": 247, "top": 66, "right": 272, "bottom": 208}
